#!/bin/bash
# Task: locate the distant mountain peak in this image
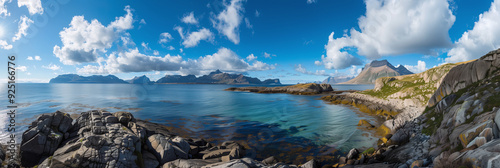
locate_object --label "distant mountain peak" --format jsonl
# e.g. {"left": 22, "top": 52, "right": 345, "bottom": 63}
{"left": 341, "top": 60, "right": 413, "bottom": 84}
{"left": 209, "top": 69, "right": 224, "bottom": 75}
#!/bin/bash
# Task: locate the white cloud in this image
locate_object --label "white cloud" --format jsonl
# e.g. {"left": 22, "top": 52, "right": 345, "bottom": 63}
{"left": 27, "top": 55, "right": 41, "bottom": 61}
{"left": 43, "top": 63, "right": 61, "bottom": 71}
{"left": 307, "top": 0, "right": 317, "bottom": 4}
{"left": 404, "top": 60, "right": 427, "bottom": 73}
{"left": 246, "top": 54, "right": 256, "bottom": 61}
{"left": 153, "top": 50, "right": 159, "bottom": 56}
{"left": 181, "top": 12, "right": 198, "bottom": 24}
{"left": 445, "top": 0, "right": 500, "bottom": 63}
{"left": 255, "top": 10, "right": 260, "bottom": 17}
{"left": 159, "top": 32, "right": 173, "bottom": 44}
{"left": 167, "top": 46, "right": 175, "bottom": 50}
{"left": 12, "top": 15, "right": 34, "bottom": 42}
{"left": 348, "top": 65, "right": 362, "bottom": 76}
{"left": 17, "top": 0, "right": 43, "bottom": 15}
{"left": 53, "top": 6, "right": 134, "bottom": 65}
{"left": 0, "top": 0, "right": 11, "bottom": 17}
{"left": 141, "top": 42, "right": 150, "bottom": 51}
{"left": 16, "top": 65, "right": 27, "bottom": 71}
{"left": 77, "top": 47, "right": 274, "bottom": 75}
{"left": 212, "top": 0, "right": 244, "bottom": 44}
{"left": 264, "top": 52, "right": 276, "bottom": 58}
{"left": 182, "top": 28, "right": 214, "bottom": 48}
{"left": 244, "top": 18, "right": 252, "bottom": 29}
{"left": 0, "top": 40, "right": 12, "bottom": 50}
{"left": 139, "top": 19, "right": 146, "bottom": 25}
{"left": 314, "top": 60, "right": 322, "bottom": 66}
{"left": 320, "top": 0, "right": 455, "bottom": 69}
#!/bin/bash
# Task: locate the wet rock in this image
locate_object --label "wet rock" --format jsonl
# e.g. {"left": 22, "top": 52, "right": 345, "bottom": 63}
{"left": 346, "top": 148, "right": 359, "bottom": 160}
{"left": 262, "top": 156, "right": 279, "bottom": 165}
{"left": 163, "top": 159, "right": 214, "bottom": 168}
{"left": 202, "top": 158, "right": 266, "bottom": 168}
{"left": 300, "top": 159, "right": 320, "bottom": 168}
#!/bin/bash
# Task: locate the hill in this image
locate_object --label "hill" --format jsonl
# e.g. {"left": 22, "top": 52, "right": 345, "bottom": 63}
{"left": 156, "top": 70, "right": 281, "bottom": 85}
{"left": 341, "top": 60, "right": 413, "bottom": 84}
{"left": 49, "top": 74, "right": 128, "bottom": 83}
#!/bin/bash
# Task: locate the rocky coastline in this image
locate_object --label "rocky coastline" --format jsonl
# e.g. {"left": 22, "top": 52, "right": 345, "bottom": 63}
{"left": 225, "top": 83, "right": 343, "bottom": 95}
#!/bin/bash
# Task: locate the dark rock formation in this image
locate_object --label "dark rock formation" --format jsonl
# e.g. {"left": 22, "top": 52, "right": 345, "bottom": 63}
{"left": 49, "top": 74, "right": 128, "bottom": 83}
{"left": 262, "top": 79, "right": 281, "bottom": 85}
{"left": 226, "top": 83, "right": 333, "bottom": 95}
{"left": 19, "top": 110, "right": 328, "bottom": 168}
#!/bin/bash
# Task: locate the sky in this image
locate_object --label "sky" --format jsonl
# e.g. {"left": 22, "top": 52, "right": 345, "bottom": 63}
{"left": 0, "top": 0, "right": 499, "bottom": 84}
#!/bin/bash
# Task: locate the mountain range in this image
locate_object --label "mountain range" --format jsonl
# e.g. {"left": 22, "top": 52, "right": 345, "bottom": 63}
{"left": 340, "top": 60, "right": 414, "bottom": 84}
{"left": 49, "top": 70, "right": 281, "bottom": 85}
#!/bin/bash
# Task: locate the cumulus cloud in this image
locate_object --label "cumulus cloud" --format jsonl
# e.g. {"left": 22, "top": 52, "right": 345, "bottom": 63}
{"left": 182, "top": 12, "right": 198, "bottom": 24}
{"left": 42, "top": 63, "right": 61, "bottom": 71}
{"left": 27, "top": 55, "right": 41, "bottom": 60}
{"left": 446, "top": 0, "right": 500, "bottom": 63}
{"left": 181, "top": 28, "right": 214, "bottom": 48}
{"left": 153, "top": 50, "right": 159, "bottom": 55}
{"left": 0, "top": 40, "right": 12, "bottom": 50}
{"left": 78, "top": 47, "right": 273, "bottom": 75}
{"left": 17, "top": 0, "right": 43, "bottom": 15}
{"left": 53, "top": 6, "right": 134, "bottom": 65}
{"left": 159, "top": 32, "right": 173, "bottom": 44}
{"left": 0, "top": 0, "right": 11, "bottom": 17}
{"left": 348, "top": 65, "right": 362, "bottom": 76}
{"left": 320, "top": 0, "right": 455, "bottom": 69}
{"left": 246, "top": 54, "right": 256, "bottom": 61}
{"left": 404, "top": 60, "right": 427, "bottom": 73}
{"left": 12, "top": 15, "right": 33, "bottom": 42}
{"left": 212, "top": 0, "right": 244, "bottom": 44}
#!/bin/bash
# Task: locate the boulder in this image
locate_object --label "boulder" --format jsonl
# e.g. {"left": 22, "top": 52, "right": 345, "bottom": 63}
{"left": 459, "top": 139, "right": 500, "bottom": 168}
{"left": 163, "top": 159, "right": 214, "bottom": 168}
{"left": 300, "top": 159, "right": 319, "bottom": 168}
{"left": 20, "top": 111, "right": 73, "bottom": 167}
{"left": 114, "top": 112, "right": 135, "bottom": 125}
{"left": 202, "top": 158, "right": 266, "bottom": 168}
{"left": 346, "top": 148, "right": 359, "bottom": 160}
{"left": 143, "top": 151, "right": 160, "bottom": 168}
{"left": 262, "top": 156, "right": 279, "bottom": 165}
{"left": 202, "top": 149, "right": 231, "bottom": 160}
{"left": 146, "top": 134, "right": 190, "bottom": 165}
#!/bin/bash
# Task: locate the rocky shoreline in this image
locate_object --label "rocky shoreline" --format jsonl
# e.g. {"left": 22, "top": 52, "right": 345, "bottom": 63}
{"left": 225, "top": 83, "right": 344, "bottom": 95}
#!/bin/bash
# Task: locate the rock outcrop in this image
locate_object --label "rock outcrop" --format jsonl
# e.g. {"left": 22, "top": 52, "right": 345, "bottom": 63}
{"left": 226, "top": 83, "right": 333, "bottom": 95}
{"left": 18, "top": 110, "right": 322, "bottom": 168}
{"left": 428, "top": 49, "right": 500, "bottom": 107}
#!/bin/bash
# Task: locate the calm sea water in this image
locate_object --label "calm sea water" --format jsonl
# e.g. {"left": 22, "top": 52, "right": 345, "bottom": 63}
{"left": 0, "top": 83, "right": 377, "bottom": 164}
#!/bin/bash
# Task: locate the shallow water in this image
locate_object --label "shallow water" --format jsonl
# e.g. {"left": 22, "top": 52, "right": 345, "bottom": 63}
{"left": 0, "top": 83, "right": 378, "bottom": 164}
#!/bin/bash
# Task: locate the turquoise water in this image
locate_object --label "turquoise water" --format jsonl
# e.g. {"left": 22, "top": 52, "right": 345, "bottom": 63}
{"left": 0, "top": 83, "right": 377, "bottom": 163}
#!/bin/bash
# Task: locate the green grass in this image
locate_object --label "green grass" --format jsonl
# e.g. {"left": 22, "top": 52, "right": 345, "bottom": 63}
{"left": 361, "top": 147, "right": 375, "bottom": 155}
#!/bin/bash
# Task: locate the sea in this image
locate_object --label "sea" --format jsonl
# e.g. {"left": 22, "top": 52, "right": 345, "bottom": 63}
{"left": 0, "top": 83, "right": 378, "bottom": 164}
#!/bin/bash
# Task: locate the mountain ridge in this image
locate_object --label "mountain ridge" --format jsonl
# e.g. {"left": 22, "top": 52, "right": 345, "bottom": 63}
{"left": 341, "top": 60, "right": 414, "bottom": 84}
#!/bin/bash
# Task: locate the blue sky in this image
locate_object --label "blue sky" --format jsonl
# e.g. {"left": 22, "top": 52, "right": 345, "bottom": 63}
{"left": 0, "top": 0, "right": 499, "bottom": 84}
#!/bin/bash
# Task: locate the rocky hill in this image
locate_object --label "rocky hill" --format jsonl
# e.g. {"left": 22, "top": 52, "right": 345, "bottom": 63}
{"left": 127, "top": 75, "right": 152, "bottom": 84}
{"left": 321, "top": 48, "right": 500, "bottom": 168}
{"left": 156, "top": 70, "right": 281, "bottom": 85}
{"left": 49, "top": 74, "right": 128, "bottom": 83}
{"left": 341, "top": 60, "right": 414, "bottom": 84}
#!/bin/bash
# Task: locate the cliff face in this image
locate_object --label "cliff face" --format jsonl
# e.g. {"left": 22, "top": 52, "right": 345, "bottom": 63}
{"left": 428, "top": 49, "right": 500, "bottom": 107}
{"left": 341, "top": 60, "right": 413, "bottom": 84}
{"left": 49, "top": 74, "right": 128, "bottom": 83}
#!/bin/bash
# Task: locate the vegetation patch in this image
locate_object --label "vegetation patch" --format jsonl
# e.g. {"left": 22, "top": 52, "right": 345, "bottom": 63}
{"left": 421, "top": 106, "right": 442, "bottom": 136}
